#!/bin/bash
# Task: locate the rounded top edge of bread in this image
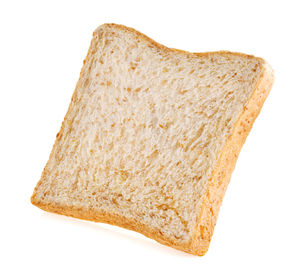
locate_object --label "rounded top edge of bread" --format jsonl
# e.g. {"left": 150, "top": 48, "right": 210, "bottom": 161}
{"left": 93, "top": 23, "right": 274, "bottom": 73}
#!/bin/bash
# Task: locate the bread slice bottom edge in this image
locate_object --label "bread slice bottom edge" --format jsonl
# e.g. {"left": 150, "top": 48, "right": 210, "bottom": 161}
{"left": 31, "top": 198, "right": 210, "bottom": 256}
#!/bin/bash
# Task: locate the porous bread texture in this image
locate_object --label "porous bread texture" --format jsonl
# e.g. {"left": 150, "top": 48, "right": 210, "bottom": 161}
{"left": 31, "top": 24, "right": 274, "bottom": 255}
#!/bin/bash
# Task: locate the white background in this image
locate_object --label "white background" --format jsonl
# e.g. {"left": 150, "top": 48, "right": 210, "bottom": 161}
{"left": 1, "top": 0, "right": 299, "bottom": 277}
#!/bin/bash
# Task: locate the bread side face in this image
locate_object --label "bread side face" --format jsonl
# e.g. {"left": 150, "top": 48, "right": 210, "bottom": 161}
{"left": 190, "top": 62, "right": 274, "bottom": 255}
{"left": 31, "top": 24, "right": 273, "bottom": 255}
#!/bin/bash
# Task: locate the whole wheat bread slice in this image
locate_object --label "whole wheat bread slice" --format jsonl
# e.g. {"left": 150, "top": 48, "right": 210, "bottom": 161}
{"left": 31, "top": 23, "right": 274, "bottom": 255}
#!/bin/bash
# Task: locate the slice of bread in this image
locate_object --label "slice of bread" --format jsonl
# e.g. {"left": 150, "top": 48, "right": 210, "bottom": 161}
{"left": 31, "top": 23, "right": 274, "bottom": 255}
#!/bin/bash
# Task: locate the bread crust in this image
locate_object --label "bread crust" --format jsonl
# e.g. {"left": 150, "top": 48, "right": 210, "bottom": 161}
{"left": 31, "top": 23, "right": 274, "bottom": 256}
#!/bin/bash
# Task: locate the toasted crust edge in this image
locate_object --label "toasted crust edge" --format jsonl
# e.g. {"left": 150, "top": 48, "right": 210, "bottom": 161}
{"left": 31, "top": 23, "right": 274, "bottom": 256}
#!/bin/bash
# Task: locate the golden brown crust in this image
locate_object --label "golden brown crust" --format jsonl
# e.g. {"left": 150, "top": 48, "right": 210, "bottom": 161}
{"left": 31, "top": 23, "right": 274, "bottom": 256}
